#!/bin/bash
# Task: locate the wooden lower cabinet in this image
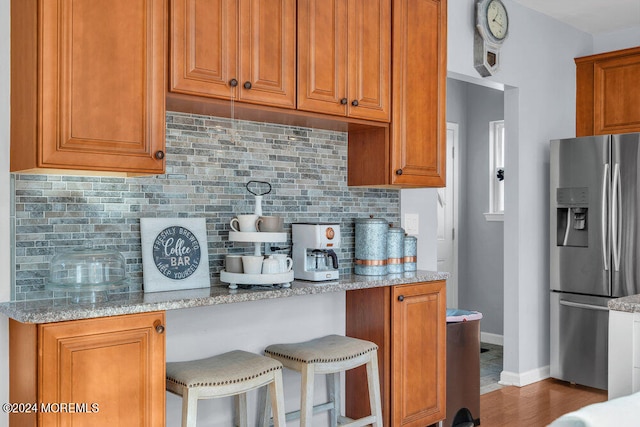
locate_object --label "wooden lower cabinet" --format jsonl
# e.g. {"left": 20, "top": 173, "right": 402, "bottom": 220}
{"left": 9, "top": 312, "right": 166, "bottom": 427}
{"left": 346, "top": 281, "right": 446, "bottom": 427}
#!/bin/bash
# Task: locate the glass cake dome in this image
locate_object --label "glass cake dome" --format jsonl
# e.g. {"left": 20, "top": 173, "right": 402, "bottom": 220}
{"left": 47, "top": 247, "right": 128, "bottom": 302}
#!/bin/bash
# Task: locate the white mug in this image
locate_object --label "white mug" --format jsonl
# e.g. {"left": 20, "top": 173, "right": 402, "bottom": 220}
{"left": 272, "top": 254, "right": 293, "bottom": 273}
{"left": 262, "top": 256, "right": 280, "bottom": 274}
{"left": 242, "top": 255, "right": 264, "bottom": 274}
{"left": 230, "top": 214, "right": 259, "bottom": 232}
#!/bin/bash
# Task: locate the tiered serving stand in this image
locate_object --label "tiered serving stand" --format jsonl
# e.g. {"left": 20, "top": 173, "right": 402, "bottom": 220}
{"left": 219, "top": 181, "right": 294, "bottom": 290}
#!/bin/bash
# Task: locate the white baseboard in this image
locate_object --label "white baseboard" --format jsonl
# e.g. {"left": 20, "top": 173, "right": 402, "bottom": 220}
{"left": 500, "top": 365, "right": 550, "bottom": 387}
{"left": 480, "top": 332, "right": 503, "bottom": 346}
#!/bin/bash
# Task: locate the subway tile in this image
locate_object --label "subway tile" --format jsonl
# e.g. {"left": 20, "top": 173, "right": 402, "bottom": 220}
{"left": 12, "top": 112, "right": 400, "bottom": 300}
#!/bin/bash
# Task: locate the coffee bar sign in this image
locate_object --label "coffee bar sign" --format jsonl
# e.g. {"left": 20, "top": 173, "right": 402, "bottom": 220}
{"left": 141, "top": 218, "right": 210, "bottom": 292}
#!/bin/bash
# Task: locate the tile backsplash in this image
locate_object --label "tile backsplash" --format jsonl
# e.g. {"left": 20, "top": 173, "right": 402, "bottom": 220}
{"left": 11, "top": 112, "right": 400, "bottom": 301}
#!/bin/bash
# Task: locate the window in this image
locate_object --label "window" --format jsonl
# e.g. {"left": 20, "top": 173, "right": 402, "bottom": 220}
{"left": 485, "top": 120, "right": 504, "bottom": 221}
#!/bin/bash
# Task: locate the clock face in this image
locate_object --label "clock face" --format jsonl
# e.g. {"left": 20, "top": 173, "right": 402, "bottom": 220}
{"left": 487, "top": 0, "right": 508, "bottom": 40}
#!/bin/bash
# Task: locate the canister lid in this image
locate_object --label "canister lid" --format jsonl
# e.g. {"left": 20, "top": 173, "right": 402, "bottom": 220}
{"left": 388, "top": 226, "right": 405, "bottom": 234}
{"left": 354, "top": 216, "right": 388, "bottom": 225}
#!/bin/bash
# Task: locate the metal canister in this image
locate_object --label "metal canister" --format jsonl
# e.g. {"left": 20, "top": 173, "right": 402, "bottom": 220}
{"left": 354, "top": 217, "right": 388, "bottom": 275}
{"left": 403, "top": 235, "right": 417, "bottom": 271}
{"left": 387, "top": 226, "right": 405, "bottom": 274}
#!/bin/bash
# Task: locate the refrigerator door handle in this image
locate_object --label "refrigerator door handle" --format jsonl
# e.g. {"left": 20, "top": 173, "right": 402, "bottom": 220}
{"left": 559, "top": 300, "right": 609, "bottom": 312}
{"left": 602, "top": 163, "right": 610, "bottom": 271}
{"left": 612, "top": 163, "right": 621, "bottom": 271}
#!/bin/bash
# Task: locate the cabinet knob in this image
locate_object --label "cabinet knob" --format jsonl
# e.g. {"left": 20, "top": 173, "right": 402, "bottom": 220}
{"left": 154, "top": 321, "right": 165, "bottom": 334}
{"left": 340, "top": 98, "right": 348, "bottom": 105}
{"left": 398, "top": 295, "right": 405, "bottom": 302}
{"left": 351, "top": 100, "right": 359, "bottom": 107}
{"left": 395, "top": 169, "right": 403, "bottom": 175}
{"left": 243, "top": 81, "right": 252, "bottom": 89}
{"left": 229, "top": 78, "right": 238, "bottom": 87}
{"left": 155, "top": 150, "right": 165, "bottom": 160}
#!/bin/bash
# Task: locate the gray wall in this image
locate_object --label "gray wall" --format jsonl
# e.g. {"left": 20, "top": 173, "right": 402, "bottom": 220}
{"left": 12, "top": 112, "right": 400, "bottom": 301}
{"left": 447, "top": 78, "right": 505, "bottom": 336}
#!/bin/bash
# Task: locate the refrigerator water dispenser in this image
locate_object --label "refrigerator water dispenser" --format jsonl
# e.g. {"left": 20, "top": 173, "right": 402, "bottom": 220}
{"left": 556, "top": 187, "right": 588, "bottom": 247}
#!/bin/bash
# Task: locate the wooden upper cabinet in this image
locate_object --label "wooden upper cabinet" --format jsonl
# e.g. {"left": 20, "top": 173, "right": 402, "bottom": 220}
{"left": 170, "top": 0, "right": 296, "bottom": 109}
{"left": 576, "top": 47, "right": 640, "bottom": 137}
{"left": 10, "top": 0, "right": 166, "bottom": 175}
{"left": 390, "top": 0, "right": 447, "bottom": 186}
{"left": 10, "top": 312, "right": 166, "bottom": 427}
{"left": 347, "top": 0, "right": 446, "bottom": 188}
{"left": 170, "top": 0, "right": 238, "bottom": 100}
{"left": 297, "top": 0, "right": 348, "bottom": 116}
{"left": 298, "top": 0, "right": 390, "bottom": 122}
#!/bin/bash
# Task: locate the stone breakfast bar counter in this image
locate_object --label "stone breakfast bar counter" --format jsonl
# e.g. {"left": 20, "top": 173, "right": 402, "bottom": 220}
{"left": 0, "top": 271, "right": 448, "bottom": 323}
{"left": 1, "top": 271, "right": 449, "bottom": 427}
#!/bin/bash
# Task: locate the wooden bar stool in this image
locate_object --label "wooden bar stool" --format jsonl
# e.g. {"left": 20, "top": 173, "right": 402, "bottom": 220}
{"left": 166, "top": 350, "right": 286, "bottom": 427}
{"left": 264, "top": 334, "right": 383, "bottom": 427}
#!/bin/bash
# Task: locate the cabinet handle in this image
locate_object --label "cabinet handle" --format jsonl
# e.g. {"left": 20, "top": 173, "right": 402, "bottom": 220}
{"left": 340, "top": 98, "right": 348, "bottom": 105}
{"left": 229, "top": 78, "right": 238, "bottom": 87}
{"left": 154, "top": 320, "right": 165, "bottom": 334}
{"left": 351, "top": 100, "right": 359, "bottom": 107}
{"left": 395, "top": 169, "right": 403, "bottom": 175}
{"left": 243, "top": 81, "right": 252, "bottom": 89}
{"left": 398, "top": 295, "right": 405, "bottom": 302}
{"left": 155, "top": 150, "right": 165, "bottom": 160}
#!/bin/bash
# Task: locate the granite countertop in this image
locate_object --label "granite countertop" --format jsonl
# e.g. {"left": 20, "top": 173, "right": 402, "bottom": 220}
{"left": 0, "top": 271, "right": 448, "bottom": 324}
{"left": 608, "top": 295, "right": 640, "bottom": 313}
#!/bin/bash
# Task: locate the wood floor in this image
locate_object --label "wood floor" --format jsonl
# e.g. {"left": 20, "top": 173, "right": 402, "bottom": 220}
{"left": 478, "top": 379, "right": 607, "bottom": 426}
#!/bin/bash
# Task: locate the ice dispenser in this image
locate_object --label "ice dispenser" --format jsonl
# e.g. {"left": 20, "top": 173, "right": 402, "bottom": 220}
{"left": 556, "top": 187, "right": 588, "bottom": 247}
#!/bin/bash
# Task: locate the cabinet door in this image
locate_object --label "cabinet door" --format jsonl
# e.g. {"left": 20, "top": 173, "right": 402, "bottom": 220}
{"left": 347, "top": 0, "right": 390, "bottom": 122}
{"left": 171, "top": 0, "right": 295, "bottom": 108}
{"left": 170, "top": 0, "right": 238, "bottom": 99}
{"left": 390, "top": 0, "right": 446, "bottom": 186}
{"left": 39, "top": 0, "right": 165, "bottom": 174}
{"left": 39, "top": 312, "right": 166, "bottom": 427}
{"left": 593, "top": 54, "right": 640, "bottom": 135}
{"left": 238, "top": 0, "right": 296, "bottom": 108}
{"left": 298, "top": 0, "right": 348, "bottom": 116}
{"left": 391, "top": 281, "right": 446, "bottom": 427}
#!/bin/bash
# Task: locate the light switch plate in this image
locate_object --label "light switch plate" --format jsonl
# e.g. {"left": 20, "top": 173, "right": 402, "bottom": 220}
{"left": 404, "top": 214, "right": 419, "bottom": 235}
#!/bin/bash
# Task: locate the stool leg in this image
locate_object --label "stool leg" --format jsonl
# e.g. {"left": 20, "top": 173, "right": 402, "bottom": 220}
{"left": 327, "top": 373, "right": 340, "bottom": 427}
{"left": 270, "top": 370, "right": 287, "bottom": 427}
{"left": 235, "top": 393, "right": 248, "bottom": 427}
{"left": 300, "top": 363, "right": 316, "bottom": 427}
{"left": 366, "top": 353, "right": 383, "bottom": 427}
{"left": 182, "top": 387, "right": 199, "bottom": 427}
{"left": 259, "top": 384, "right": 271, "bottom": 427}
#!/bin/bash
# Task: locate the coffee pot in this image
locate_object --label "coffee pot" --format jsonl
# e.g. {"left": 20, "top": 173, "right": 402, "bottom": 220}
{"left": 292, "top": 223, "right": 340, "bottom": 281}
{"left": 307, "top": 249, "right": 338, "bottom": 271}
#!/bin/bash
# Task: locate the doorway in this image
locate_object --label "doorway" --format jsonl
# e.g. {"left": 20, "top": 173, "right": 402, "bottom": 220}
{"left": 444, "top": 77, "right": 505, "bottom": 343}
{"left": 437, "top": 123, "right": 459, "bottom": 309}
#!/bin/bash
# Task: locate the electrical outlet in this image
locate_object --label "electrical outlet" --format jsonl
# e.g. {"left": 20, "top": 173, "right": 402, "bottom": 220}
{"left": 404, "top": 214, "right": 419, "bottom": 235}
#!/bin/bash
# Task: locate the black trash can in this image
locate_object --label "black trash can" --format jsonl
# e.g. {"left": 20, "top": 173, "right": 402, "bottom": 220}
{"left": 444, "top": 309, "right": 483, "bottom": 427}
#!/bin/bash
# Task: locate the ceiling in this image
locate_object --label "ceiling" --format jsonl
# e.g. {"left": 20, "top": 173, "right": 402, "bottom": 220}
{"left": 511, "top": 0, "right": 640, "bottom": 34}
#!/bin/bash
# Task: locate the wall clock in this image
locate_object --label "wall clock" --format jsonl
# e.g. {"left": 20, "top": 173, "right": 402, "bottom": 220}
{"left": 474, "top": 0, "right": 509, "bottom": 77}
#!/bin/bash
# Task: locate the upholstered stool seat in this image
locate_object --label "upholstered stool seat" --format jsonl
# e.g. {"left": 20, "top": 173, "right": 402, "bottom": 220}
{"left": 264, "top": 335, "right": 383, "bottom": 427}
{"left": 166, "top": 350, "right": 286, "bottom": 427}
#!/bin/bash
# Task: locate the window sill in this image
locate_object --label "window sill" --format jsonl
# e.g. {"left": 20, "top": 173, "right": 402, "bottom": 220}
{"left": 484, "top": 212, "right": 504, "bottom": 222}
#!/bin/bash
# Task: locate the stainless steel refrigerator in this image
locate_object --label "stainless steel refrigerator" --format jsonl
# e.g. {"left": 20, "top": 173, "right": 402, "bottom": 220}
{"left": 550, "top": 133, "right": 640, "bottom": 391}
